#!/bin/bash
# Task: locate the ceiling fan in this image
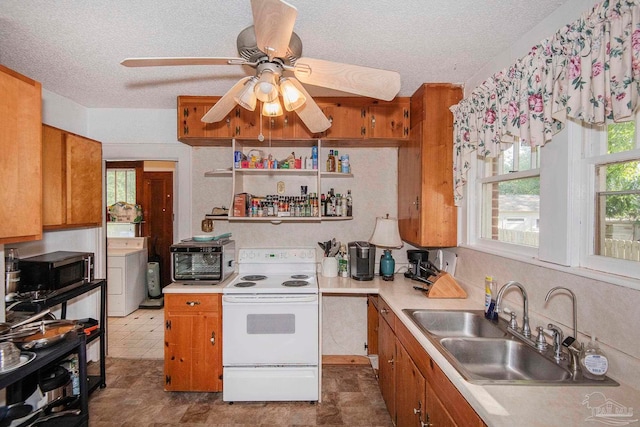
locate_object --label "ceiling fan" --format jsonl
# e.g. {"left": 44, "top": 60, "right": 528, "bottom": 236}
{"left": 121, "top": 0, "right": 401, "bottom": 134}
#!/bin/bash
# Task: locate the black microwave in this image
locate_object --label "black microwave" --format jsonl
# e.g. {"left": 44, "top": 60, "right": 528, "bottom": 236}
{"left": 19, "top": 251, "right": 94, "bottom": 293}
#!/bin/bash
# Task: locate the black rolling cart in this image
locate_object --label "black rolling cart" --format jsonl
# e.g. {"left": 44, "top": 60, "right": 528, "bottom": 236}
{"left": 0, "top": 333, "right": 89, "bottom": 426}
{"left": 41, "top": 279, "right": 107, "bottom": 394}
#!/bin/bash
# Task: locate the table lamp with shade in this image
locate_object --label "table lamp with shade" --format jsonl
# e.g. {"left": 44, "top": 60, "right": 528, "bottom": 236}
{"left": 368, "top": 214, "right": 403, "bottom": 281}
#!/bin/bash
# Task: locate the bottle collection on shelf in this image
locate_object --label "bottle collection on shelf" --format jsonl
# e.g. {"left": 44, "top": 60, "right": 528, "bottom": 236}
{"left": 232, "top": 146, "right": 351, "bottom": 174}
{"left": 233, "top": 189, "right": 353, "bottom": 218}
{"left": 325, "top": 150, "right": 350, "bottom": 173}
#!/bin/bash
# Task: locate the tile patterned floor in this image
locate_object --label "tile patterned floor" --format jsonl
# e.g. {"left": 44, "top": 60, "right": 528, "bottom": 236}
{"left": 107, "top": 309, "right": 164, "bottom": 359}
{"left": 99, "top": 309, "right": 392, "bottom": 425}
{"left": 88, "top": 359, "right": 392, "bottom": 427}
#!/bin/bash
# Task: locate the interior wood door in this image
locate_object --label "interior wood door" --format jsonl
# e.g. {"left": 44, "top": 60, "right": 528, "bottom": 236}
{"left": 142, "top": 171, "right": 174, "bottom": 287}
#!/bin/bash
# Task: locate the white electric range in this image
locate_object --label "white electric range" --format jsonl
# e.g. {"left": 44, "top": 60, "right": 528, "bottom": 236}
{"left": 222, "top": 247, "right": 319, "bottom": 402}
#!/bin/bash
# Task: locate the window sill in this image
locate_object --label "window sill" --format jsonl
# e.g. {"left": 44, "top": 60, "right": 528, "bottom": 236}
{"left": 460, "top": 242, "right": 640, "bottom": 291}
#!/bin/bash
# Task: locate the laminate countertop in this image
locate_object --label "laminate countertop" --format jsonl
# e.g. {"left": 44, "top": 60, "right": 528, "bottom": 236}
{"left": 165, "top": 274, "right": 640, "bottom": 426}
{"left": 319, "top": 274, "right": 640, "bottom": 427}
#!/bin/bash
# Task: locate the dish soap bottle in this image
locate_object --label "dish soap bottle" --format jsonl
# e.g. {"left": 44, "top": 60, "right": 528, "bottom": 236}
{"left": 580, "top": 335, "right": 608, "bottom": 380}
{"left": 484, "top": 276, "right": 497, "bottom": 320}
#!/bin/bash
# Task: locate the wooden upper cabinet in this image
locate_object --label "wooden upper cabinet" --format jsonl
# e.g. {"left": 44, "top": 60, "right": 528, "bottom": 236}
{"left": 398, "top": 84, "right": 462, "bottom": 247}
{"left": 177, "top": 96, "right": 235, "bottom": 143}
{"left": 0, "top": 65, "right": 43, "bottom": 244}
{"left": 368, "top": 100, "right": 410, "bottom": 139}
{"left": 177, "top": 95, "right": 409, "bottom": 144}
{"left": 322, "top": 99, "right": 367, "bottom": 139}
{"left": 42, "top": 125, "right": 103, "bottom": 230}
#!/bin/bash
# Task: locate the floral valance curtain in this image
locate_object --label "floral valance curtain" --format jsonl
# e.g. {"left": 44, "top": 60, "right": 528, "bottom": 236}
{"left": 450, "top": 0, "right": 640, "bottom": 204}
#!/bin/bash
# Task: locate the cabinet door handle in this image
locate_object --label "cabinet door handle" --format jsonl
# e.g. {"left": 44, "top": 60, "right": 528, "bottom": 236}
{"left": 371, "top": 115, "right": 376, "bottom": 129}
{"left": 387, "top": 357, "right": 394, "bottom": 366}
{"left": 226, "top": 118, "right": 231, "bottom": 127}
{"left": 414, "top": 196, "right": 420, "bottom": 211}
{"left": 380, "top": 308, "right": 389, "bottom": 314}
{"left": 210, "top": 331, "right": 216, "bottom": 346}
{"left": 186, "top": 301, "right": 201, "bottom": 307}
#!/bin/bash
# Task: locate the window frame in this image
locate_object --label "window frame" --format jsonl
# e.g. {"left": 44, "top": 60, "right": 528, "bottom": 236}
{"left": 580, "top": 123, "right": 640, "bottom": 278}
{"left": 462, "top": 119, "right": 640, "bottom": 289}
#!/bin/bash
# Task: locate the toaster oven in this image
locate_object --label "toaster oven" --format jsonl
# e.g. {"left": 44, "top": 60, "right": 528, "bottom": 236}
{"left": 170, "top": 239, "right": 235, "bottom": 284}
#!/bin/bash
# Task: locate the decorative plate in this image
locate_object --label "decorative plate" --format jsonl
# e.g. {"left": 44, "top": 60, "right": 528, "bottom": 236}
{"left": 0, "top": 351, "right": 36, "bottom": 374}
{"left": 192, "top": 235, "right": 215, "bottom": 242}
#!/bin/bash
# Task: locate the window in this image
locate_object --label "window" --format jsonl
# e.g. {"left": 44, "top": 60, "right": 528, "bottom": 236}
{"left": 479, "top": 141, "right": 540, "bottom": 248}
{"left": 590, "top": 122, "right": 640, "bottom": 264}
{"left": 106, "top": 168, "right": 136, "bottom": 206}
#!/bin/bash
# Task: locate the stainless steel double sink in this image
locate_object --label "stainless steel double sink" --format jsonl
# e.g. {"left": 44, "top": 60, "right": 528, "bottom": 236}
{"left": 403, "top": 309, "right": 618, "bottom": 386}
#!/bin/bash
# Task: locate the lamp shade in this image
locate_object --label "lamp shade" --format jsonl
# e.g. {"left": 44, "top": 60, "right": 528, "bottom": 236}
{"left": 279, "top": 77, "right": 306, "bottom": 111}
{"left": 262, "top": 99, "right": 283, "bottom": 117}
{"left": 368, "top": 215, "right": 403, "bottom": 249}
{"left": 234, "top": 77, "right": 258, "bottom": 111}
{"left": 254, "top": 70, "right": 279, "bottom": 103}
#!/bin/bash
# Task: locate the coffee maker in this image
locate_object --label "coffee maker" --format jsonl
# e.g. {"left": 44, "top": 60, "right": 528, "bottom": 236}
{"left": 405, "top": 249, "right": 429, "bottom": 280}
{"left": 348, "top": 241, "right": 376, "bottom": 281}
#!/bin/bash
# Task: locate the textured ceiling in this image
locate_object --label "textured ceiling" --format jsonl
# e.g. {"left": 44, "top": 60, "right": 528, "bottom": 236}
{"left": 0, "top": 0, "right": 581, "bottom": 109}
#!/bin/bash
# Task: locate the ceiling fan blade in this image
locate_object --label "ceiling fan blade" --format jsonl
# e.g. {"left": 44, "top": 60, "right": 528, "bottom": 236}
{"left": 294, "top": 57, "right": 401, "bottom": 101}
{"left": 121, "top": 57, "right": 246, "bottom": 67}
{"left": 251, "top": 0, "right": 297, "bottom": 60}
{"left": 288, "top": 78, "right": 331, "bottom": 133}
{"left": 201, "top": 77, "right": 251, "bottom": 123}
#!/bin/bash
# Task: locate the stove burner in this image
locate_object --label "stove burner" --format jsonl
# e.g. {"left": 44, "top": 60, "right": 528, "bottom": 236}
{"left": 235, "top": 281, "right": 256, "bottom": 288}
{"left": 290, "top": 274, "right": 310, "bottom": 280}
{"left": 241, "top": 275, "right": 267, "bottom": 281}
{"left": 282, "top": 280, "right": 309, "bottom": 287}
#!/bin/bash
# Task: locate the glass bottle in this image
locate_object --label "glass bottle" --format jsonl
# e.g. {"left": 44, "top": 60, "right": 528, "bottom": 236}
{"left": 346, "top": 190, "right": 353, "bottom": 217}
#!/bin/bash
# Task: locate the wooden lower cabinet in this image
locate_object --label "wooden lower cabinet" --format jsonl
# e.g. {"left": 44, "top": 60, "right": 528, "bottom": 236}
{"left": 164, "top": 293, "right": 222, "bottom": 392}
{"left": 396, "top": 342, "right": 426, "bottom": 427}
{"left": 378, "top": 309, "right": 396, "bottom": 419}
{"left": 377, "top": 297, "right": 486, "bottom": 427}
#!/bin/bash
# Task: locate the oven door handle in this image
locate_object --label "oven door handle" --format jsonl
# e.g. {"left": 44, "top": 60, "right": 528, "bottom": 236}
{"left": 222, "top": 295, "right": 318, "bottom": 304}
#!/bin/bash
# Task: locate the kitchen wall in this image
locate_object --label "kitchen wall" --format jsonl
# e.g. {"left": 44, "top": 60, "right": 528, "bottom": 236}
{"left": 190, "top": 145, "right": 417, "bottom": 267}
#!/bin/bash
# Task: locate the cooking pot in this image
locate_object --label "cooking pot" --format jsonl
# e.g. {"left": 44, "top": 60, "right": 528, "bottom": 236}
{"left": 11, "top": 320, "right": 82, "bottom": 350}
{"left": 38, "top": 365, "right": 71, "bottom": 409}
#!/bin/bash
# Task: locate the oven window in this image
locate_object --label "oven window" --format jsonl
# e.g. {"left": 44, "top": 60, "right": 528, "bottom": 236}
{"left": 247, "top": 314, "right": 295, "bottom": 334}
{"left": 173, "top": 252, "right": 221, "bottom": 279}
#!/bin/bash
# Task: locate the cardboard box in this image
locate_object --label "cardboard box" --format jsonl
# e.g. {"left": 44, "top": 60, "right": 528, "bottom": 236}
{"left": 233, "top": 193, "right": 249, "bottom": 217}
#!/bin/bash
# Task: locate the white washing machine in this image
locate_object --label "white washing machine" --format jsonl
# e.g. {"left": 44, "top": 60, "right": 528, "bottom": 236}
{"left": 107, "top": 237, "right": 148, "bottom": 317}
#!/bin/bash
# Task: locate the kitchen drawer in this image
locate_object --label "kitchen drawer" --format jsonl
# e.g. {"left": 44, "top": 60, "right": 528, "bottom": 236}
{"left": 378, "top": 297, "right": 395, "bottom": 332}
{"left": 165, "top": 293, "right": 221, "bottom": 313}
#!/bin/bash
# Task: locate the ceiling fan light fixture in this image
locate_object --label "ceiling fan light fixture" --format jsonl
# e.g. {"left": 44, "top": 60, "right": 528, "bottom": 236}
{"left": 234, "top": 77, "right": 258, "bottom": 111}
{"left": 279, "top": 77, "right": 306, "bottom": 111}
{"left": 254, "top": 70, "right": 279, "bottom": 102}
{"left": 262, "top": 99, "right": 283, "bottom": 117}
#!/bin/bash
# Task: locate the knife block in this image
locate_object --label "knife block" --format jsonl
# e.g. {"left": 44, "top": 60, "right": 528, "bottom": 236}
{"left": 426, "top": 272, "right": 467, "bottom": 299}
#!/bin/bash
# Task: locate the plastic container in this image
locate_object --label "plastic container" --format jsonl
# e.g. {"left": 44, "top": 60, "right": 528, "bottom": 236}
{"left": 484, "top": 276, "right": 497, "bottom": 320}
{"left": 580, "top": 335, "right": 608, "bottom": 380}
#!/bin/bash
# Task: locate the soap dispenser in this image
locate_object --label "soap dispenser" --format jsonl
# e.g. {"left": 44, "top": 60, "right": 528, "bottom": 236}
{"left": 580, "top": 335, "right": 609, "bottom": 380}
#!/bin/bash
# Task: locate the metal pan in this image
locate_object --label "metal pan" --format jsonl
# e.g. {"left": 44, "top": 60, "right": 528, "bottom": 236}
{"left": 0, "top": 310, "right": 52, "bottom": 335}
{"left": 10, "top": 320, "right": 82, "bottom": 350}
